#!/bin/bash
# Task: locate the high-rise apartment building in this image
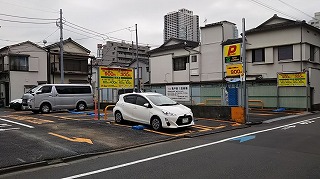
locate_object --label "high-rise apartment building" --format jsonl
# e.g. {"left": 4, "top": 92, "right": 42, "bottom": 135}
{"left": 95, "top": 41, "right": 149, "bottom": 67}
{"left": 309, "top": 12, "right": 320, "bottom": 29}
{"left": 164, "top": 8, "right": 200, "bottom": 42}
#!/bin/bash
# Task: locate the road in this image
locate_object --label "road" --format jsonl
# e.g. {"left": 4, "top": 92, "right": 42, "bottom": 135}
{"left": 2, "top": 112, "right": 320, "bottom": 178}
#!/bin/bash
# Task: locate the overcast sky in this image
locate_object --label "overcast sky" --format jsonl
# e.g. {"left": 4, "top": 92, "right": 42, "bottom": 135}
{"left": 0, "top": 0, "right": 319, "bottom": 56}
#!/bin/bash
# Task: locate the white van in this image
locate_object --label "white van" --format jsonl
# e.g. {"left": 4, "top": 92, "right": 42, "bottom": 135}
{"left": 23, "top": 84, "right": 93, "bottom": 113}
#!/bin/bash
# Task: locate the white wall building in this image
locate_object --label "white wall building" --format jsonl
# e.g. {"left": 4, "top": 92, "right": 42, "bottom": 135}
{"left": 149, "top": 15, "right": 320, "bottom": 110}
{"left": 309, "top": 12, "right": 320, "bottom": 29}
{"left": 164, "top": 8, "right": 200, "bottom": 42}
{"left": 0, "top": 41, "right": 47, "bottom": 106}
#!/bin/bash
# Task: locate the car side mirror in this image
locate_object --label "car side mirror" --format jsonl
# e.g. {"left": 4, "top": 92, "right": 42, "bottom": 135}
{"left": 143, "top": 103, "right": 151, "bottom": 108}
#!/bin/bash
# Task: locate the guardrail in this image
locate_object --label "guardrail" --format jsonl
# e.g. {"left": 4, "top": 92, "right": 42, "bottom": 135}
{"left": 248, "top": 100, "right": 264, "bottom": 109}
{"left": 104, "top": 105, "right": 115, "bottom": 120}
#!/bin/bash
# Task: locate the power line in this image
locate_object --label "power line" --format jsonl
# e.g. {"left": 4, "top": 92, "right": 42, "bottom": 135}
{"left": 64, "top": 27, "right": 105, "bottom": 42}
{"left": 247, "top": 0, "right": 302, "bottom": 20}
{"left": 64, "top": 23, "right": 108, "bottom": 40}
{"left": 64, "top": 20, "right": 157, "bottom": 46}
{"left": 43, "top": 28, "right": 60, "bottom": 40}
{"left": 0, "top": 18, "right": 56, "bottom": 24}
{"left": 64, "top": 20, "right": 110, "bottom": 39}
{"left": 0, "top": 13, "right": 57, "bottom": 21}
{"left": 276, "top": 0, "right": 314, "bottom": 19}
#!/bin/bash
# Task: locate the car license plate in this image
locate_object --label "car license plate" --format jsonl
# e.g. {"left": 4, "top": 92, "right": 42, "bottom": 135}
{"left": 182, "top": 118, "right": 189, "bottom": 123}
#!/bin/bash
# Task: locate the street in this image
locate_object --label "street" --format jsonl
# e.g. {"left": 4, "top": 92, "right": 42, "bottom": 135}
{"left": 1, "top": 111, "right": 320, "bottom": 178}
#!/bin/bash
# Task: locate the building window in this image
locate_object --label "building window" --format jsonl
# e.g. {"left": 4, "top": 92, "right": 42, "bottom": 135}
{"left": 310, "top": 45, "right": 315, "bottom": 62}
{"left": 10, "top": 55, "right": 29, "bottom": 71}
{"left": 252, "top": 48, "right": 265, "bottom": 62}
{"left": 64, "top": 59, "right": 87, "bottom": 72}
{"left": 146, "top": 66, "right": 149, "bottom": 72}
{"left": 278, "top": 45, "right": 293, "bottom": 60}
{"left": 173, "top": 56, "right": 189, "bottom": 71}
{"left": 191, "top": 55, "right": 197, "bottom": 62}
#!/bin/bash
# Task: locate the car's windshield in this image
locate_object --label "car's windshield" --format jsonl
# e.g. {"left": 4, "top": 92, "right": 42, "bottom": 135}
{"left": 147, "top": 95, "right": 178, "bottom": 106}
{"left": 28, "top": 85, "right": 41, "bottom": 93}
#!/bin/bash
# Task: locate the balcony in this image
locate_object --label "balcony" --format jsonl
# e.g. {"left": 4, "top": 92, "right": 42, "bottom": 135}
{"left": 51, "top": 62, "right": 89, "bottom": 75}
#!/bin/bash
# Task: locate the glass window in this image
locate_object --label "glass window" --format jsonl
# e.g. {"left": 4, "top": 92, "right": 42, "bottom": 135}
{"left": 173, "top": 56, "right": 189, "bottom": 71}
{"left": 55, "top": 86, "right": 91, "bottom": 94}
{"left": 136, "top": 96, "right": 149, "bottom": 106}
{"left": 278, "top": 45, "right": 293, "bottom": 60}
{"left": 10, "top": 55, "right": 29, "bottom": 71}
{"left": 252, "top": 48, "right": 265, "bottom": 62}
{"left": 41, "top": 86, "right": 52, "bottom": 93}
{"left": 310, "top": 45, "right": 315, "bottom": 62}
{"left": 124, "top": 95, "right": 136, "bottom": 104}
{"left": 147, "top": 95, "right": 177, "bottom": 106}
{"left": 191, "top": 55, "right": 197, "bottom": 62}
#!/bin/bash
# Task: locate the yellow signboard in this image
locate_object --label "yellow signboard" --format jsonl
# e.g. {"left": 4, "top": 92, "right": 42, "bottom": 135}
{"left": 99, "top": 67, "right": 134, "bottom": 89}
{"left": 224, "top": 43, "right": 241, "bottom": 63}
{"left": 277, "top": 72, "right": 307, "bottom": 87}
{"left": 226, "top": 64, "right": 243, "bottom": 76}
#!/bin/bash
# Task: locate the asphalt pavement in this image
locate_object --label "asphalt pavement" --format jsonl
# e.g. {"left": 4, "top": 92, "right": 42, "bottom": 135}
{"left": 0, "top": 107, "right": 309, "bottom": 175}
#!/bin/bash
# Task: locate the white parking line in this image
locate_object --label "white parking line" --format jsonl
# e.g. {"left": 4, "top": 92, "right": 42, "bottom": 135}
{"left": 63, "top": 116, "right": 320, "bottom": 179}
{"left": 0, "top": 118, "right": 34, "bottom": 128}
{"left": 0, "top": 128, "right": 20, "bottom": 132}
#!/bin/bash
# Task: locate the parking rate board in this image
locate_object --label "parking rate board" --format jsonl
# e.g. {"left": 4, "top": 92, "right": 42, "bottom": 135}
{"left": 99, "top": 67, "right": 134, "bottom": 89}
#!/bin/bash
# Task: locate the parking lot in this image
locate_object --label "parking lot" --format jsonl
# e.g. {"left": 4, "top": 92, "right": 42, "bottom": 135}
{"left": 0, "top": 107, "right": 304, "bottom": 173}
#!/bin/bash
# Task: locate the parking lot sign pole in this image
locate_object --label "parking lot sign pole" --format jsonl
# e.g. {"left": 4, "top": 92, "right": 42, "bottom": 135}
{"left": 97, "top": 67, "right": 101, "bottom": 120}
{"left": 242, "top": 18, "right": 249, "bottom": 123}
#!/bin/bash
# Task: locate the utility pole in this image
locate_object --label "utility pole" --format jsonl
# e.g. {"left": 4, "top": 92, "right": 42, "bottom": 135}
{"left": 135, "top": 24, "right": 140, "bottom": 92}
{"left": 59, "top": 9, "right": 64, "bottom": 84}
{"left": 242, "top": 18, "right": 249, "bottom": 123}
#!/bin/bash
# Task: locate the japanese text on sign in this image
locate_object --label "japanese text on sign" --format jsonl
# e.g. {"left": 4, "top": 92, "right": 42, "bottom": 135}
{"left": 277, "top": 72, "right": 307, "bottom": 87}
{"left": 166, "top": 85, "right": 190, "bottom": 102}
{"left": 224, "top": 43, "right": 241, "bottom": 63}
{"left": 226, "top": 64, "right": 243, "bottom": 76}
{"left": 99, "top": 67, "right": 134, "bottom": 89}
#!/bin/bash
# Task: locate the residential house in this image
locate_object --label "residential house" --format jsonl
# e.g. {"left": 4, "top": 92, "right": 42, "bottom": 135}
{"left": 45, "top": 37, "right": 94, "bottom": 84}
{"left": 148, "top": 15, "right": 320, "bottom": 110}
{"left": 244, "top": 14, "right": 320, "bottom": 109}
{"left": 0, "top": 41, "right": 47, "bottom": 106}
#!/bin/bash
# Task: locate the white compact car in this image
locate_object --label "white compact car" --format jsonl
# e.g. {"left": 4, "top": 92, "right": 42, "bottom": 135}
{"left": 113, "top": 92, "right": 194, "bottom": 131}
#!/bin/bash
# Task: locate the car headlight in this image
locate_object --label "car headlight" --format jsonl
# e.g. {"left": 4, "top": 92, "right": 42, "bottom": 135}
{"left": 162, "top": 110, "right": 176, "bottom": 116}
{"left": 28, "top": 99, "right": 32, "bottom": 103}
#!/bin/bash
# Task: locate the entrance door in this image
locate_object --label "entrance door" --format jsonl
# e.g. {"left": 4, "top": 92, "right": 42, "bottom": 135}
{"left": 5, "top": 82, "right": 9, "bottom": 106}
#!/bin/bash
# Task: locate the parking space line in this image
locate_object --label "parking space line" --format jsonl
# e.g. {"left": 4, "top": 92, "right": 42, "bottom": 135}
{"left": 196, "top": 118, "right": 237, "bottom": 124}
{"left": 42, "top": 114, "right": 90, "bottom": 121}
{"left": 194, "top": 124, "right": 227, "bottom": 130}
{"left": 0, "top": 128, "right": 20, "bottom": 132}
{"left": 2, "top": 115, "right": 54, "bottom": 124}
{"left": 143, "top": 129, "right": 191, "bottom": 137}
{"left": 0, "top": 118, "right": 34, "bottom": 128}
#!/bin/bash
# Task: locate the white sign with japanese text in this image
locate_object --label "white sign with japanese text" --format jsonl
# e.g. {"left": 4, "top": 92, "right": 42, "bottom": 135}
{"left": 166, "top": 85, "right": 190, "bottom": 102}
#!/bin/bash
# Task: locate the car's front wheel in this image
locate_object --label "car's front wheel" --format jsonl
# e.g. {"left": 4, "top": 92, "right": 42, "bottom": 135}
{"left": 114, "top": 111, "right": 124, "bottom": 124}
{"left": 40, "top": 103, "right": 51, "bottom": 114}
{"left": 151, "top": 117, "right": 162, "bottom": 131}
